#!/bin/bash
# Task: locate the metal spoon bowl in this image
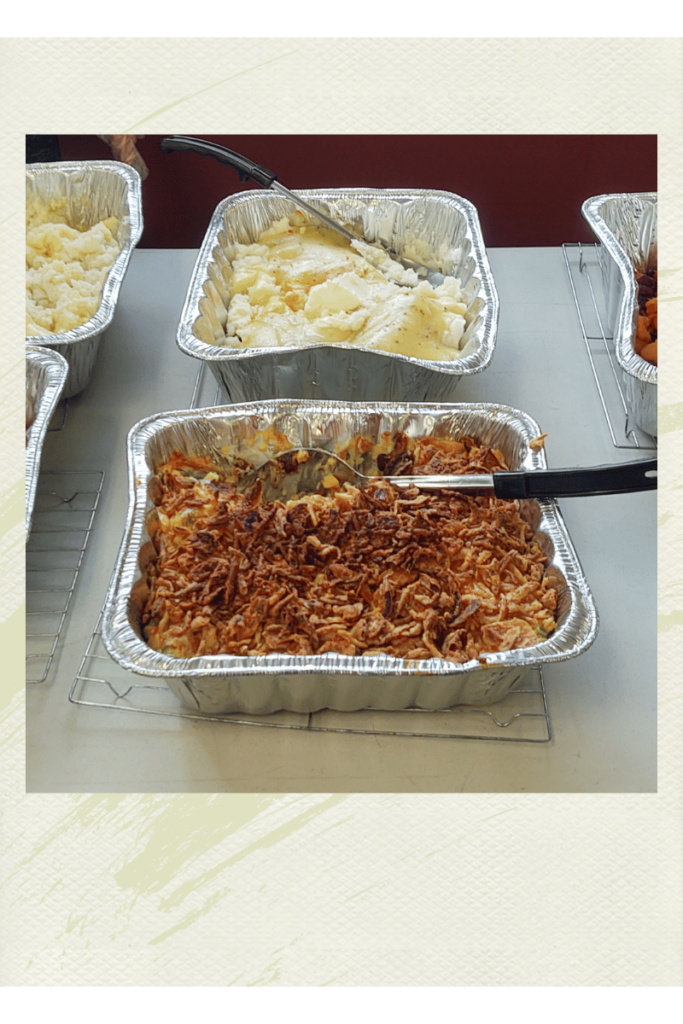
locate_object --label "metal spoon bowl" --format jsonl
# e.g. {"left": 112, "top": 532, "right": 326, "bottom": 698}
{"left": 238, "top": 447, "right": 657, "bottom": 504}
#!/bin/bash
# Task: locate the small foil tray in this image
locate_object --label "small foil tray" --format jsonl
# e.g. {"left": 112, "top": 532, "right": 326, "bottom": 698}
{"left": 581, "top": 192, "right": 657, "bottom": 438}
{"left": 26, "top": 345, "right": 69, "bottom": 535}
{"left": 176, "top": 188, "right": 499, "bottom": 403}
{"left": 25, "top": 161, "right": 144, "bottom": 398}
{"left": 102, "top": 401, "right": 598, "bottom": 716}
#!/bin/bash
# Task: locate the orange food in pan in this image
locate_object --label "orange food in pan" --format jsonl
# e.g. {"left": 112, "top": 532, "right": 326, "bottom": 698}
{"left": 634, "top": 269, "right": 657, "bottom": 366}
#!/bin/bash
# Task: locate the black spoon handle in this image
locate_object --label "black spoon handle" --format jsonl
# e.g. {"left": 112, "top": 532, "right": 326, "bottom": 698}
{"left": 494, "top": 458, "right": 657, "bottom": 499}
{"left": 160, "top": 135, "right": 277, "bottom": 188}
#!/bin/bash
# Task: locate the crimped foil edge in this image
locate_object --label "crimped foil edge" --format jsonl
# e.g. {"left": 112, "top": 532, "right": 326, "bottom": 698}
{"left": 26, "top": 345, "right": 69, "bottom": 535}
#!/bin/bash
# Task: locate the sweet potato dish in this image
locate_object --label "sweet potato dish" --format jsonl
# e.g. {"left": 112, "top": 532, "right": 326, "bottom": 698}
{"left": 634, "top": 267, "right": 657, "bottom": 366}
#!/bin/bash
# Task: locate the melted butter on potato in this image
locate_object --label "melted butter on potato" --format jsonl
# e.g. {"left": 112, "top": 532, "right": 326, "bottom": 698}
{"left": 222, "top": 217, "right": 470, "bottom": 361}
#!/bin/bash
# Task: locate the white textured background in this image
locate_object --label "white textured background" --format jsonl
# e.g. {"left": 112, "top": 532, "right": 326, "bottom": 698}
{"left": 1, "top": 37, "right": 681, "bottom": 986}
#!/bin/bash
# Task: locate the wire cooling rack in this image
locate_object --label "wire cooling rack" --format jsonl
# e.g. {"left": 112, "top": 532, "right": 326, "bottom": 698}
{"left": 68, "top": 615, "right": 551, "bottom": 742}
{"left": 562, "top": 243, "right": 656, "bottom": 450}
{"left": 26, "top": 470, "right": 104, "bottom": 683}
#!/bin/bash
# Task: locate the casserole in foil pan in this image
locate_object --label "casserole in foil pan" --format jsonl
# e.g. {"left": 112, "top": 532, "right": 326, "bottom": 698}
{"left": 177, "top": 189, "right": 499, "bottom": 403}
{"left": 582, "top": 192, "right": 657, "bottom": 437}
{"left": 25, "top": 161, "right": 144, "bottom": 398}
{"left": 102, "top": 401, "right": 598, "bottom": 716}
{"left": 26, "top": 344, "right": 68, "bottom": 535}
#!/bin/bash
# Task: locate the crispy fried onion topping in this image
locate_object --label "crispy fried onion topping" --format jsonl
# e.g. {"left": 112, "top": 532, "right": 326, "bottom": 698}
{"left": 141, "top": 435, "right": 557, "bottom": 662}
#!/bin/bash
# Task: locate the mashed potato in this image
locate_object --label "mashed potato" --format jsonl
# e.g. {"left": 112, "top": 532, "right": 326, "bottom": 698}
{"left": 223, "top": 217, "right": 471, "bottom": 361}
{"left": 26, "top": 205, "right": 122, "bottom": 336}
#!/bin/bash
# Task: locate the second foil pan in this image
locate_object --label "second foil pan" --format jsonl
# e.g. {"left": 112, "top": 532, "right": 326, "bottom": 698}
{"left": 582, "top": 192, "right": 657, "bottom": 438}
{"left": 176, "top": 188, "right": 499, "bottom": 403}
{"left": 26, "top": 345, "right": 69, "bottom": 536}
{"left": 26, "top": 161, "right": 144, "bottom": 398}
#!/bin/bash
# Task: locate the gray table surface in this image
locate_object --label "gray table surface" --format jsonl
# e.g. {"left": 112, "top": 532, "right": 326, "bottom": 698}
{"left": 26, "top": 247, "right": 657, "bottom": 793}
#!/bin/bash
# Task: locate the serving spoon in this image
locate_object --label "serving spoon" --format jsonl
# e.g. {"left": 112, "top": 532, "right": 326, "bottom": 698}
{"left": 237, "top": 447, "right": 657, "bottom": 504}
{"left": 159, "top": 135, "right": 448, "bottom": 286}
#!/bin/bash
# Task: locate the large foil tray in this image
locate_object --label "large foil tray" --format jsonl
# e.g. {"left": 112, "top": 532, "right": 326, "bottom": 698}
{"left": 582, "top": 192, "right": 657, "bottom": 438}
{"left": 26, "top": 161, "right": 144, "bottom": 398}
{"left": 26, "top": 344, "right": 69, "bottom": 535}
{"left": 102, "top": 401, "right": 598, "bottom": 716}
{"left": 176, "top": 188, "right": 499, "bottom": 403}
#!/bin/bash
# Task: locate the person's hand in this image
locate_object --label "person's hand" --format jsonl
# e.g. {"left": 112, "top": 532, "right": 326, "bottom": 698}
{"left": 98, "top": 135, "right": 149, "bottom": 179}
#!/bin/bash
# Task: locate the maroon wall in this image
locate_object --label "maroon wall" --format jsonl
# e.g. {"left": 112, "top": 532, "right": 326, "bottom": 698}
{"left": 58, "top": 134, "right": 657, "bottom": 249}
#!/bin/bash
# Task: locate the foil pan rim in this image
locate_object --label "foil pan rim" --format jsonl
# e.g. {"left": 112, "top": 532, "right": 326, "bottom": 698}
{"left": 25, "top": 160, "right": 144, "bottom": 348}
{"left": 102, "top": 400, "right": 599, "bottom": 680}
{"left": 176, "top": 187, "right": 499, "bottom": 377}
{"left": 581, "top": 192, "right": 657, "bottom": 387}
{"left": 26, "top": 345, "right": 69, "bottom": 534}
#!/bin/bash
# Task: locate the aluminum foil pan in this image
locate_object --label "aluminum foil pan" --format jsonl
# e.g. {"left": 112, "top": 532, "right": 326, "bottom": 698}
{"left": 26, "top": 161, "right": 144, "bottom": 398}
{"left": 26, "top": 344, "right": 69, "bottom": 535}
{"left": 582, "top": 192, "right": 657, "bottom": 438}
{"left": 177, "top": 189, "right": 499, "bottom": 403}
{"left": 102, "top": 401, "right": 598, "bottom": 716}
